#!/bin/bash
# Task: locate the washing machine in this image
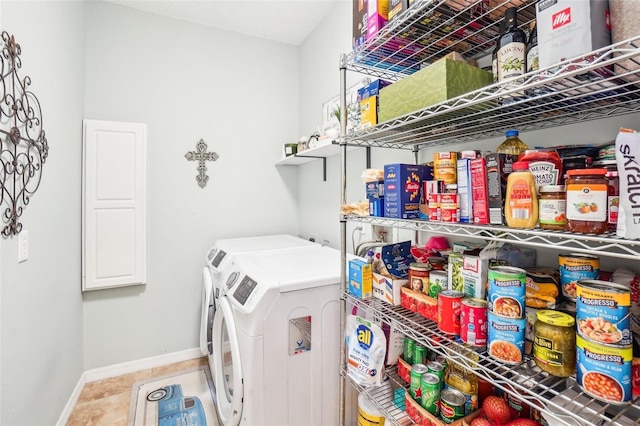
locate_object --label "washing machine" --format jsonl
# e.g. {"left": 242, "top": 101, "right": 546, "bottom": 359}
{"left": 211, "top": 245, "right": 342, "bottom": 426}
{"left": 199, "top": 235, "right": 319, "bottom": 374}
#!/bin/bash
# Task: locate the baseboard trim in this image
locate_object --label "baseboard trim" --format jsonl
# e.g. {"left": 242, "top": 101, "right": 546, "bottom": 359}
{"left": 56, "top": 347, "right": 202, "bottom": 426}
{"left": 83, "top": 347, "right": 202, "bottom": 382}
{"left": 56, "top": 370, "right": 88, "bottom": 426}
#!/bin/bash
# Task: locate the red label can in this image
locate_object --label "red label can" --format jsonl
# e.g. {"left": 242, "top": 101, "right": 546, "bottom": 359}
{"left": 438, "top": 290, "right": 464, "bottom": 335}
{"left": 429, "top": 193, "right": 440, "bottom": 221}
{"left": 440, "top": 193, "right": 458, "bottom": 222}
{"left": 460, "top": 298, "right": 488, "bottom": 347}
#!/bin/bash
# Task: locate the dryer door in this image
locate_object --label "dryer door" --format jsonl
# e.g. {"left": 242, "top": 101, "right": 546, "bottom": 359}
{"left": 212, "top": 296, "right": 243, "bottom": 426}
{"left": 200, "top": 267, "right": 214, "bottom": 356}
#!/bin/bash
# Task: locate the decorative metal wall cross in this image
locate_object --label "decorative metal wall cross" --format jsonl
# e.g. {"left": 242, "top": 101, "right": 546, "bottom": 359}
{"left": 0, "top": 32, "right": 49, "bottom": 237}
{"left": 185, "top": 139, "right": 219, "bottom": 188}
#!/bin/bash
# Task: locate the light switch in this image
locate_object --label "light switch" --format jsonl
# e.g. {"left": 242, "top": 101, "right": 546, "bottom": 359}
{"left": 18, "top": 230, "right": 28, "bottom": 263}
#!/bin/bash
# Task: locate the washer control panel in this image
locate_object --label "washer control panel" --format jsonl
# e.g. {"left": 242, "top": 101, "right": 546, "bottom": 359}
{"left": 232, "top": 275, "right": 258, "bottom": 306}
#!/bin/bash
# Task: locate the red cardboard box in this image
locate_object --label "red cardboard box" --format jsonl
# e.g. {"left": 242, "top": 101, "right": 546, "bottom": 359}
{"left": 470, "top": 157, "right": 489, "bottom": 225}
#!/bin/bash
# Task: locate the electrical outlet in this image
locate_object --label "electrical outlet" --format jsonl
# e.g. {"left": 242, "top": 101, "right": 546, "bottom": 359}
{"left": 18, "top": 230, "right": 28, "bottom": 263}
{"left": 372, "top": 225, "right": 391, "bottom": 242}
{"left": 309, "top": 233, "right": 318, "bottom": 243}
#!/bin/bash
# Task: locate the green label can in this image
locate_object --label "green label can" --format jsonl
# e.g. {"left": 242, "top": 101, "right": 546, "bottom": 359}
{"left": 439, "top": 388, "right": 466, "bottom": 424}
{"left": 427, "top": 361, "right": 446, "bottom": 383}
{"left": 410, "top": 364, "right": 428, "bottom": 400}
{"left": 403, "top": 336, "right": 415, "bottom": 363}
{"left": 420, "top": 372, "right": 441, "bottom": 415}
{"left": 414, "top": 343, "right": 429, "bottom": 365}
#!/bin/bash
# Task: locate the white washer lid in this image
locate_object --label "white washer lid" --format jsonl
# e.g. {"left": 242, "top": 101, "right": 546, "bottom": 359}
{"left": 215, "top": 234, "right": 318, "bottom": 254}
{"left": 233, "top": 245, "right": 342, "bottom": 293}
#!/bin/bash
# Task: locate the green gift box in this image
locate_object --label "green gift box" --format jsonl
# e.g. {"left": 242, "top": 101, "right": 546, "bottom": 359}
{"left": 378, "top": 59, "right": 493, "bottom": 123}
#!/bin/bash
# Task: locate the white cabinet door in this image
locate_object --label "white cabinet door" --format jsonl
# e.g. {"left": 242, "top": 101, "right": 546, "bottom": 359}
{"left": 82, "top": 120, "right": 147, "bottom": 291}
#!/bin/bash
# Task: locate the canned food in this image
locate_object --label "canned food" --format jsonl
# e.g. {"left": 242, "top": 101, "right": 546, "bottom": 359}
{"left": 503, "top": 361, "right": 545, "bottom": 420}
{"left": 440, "top": 193, "right": 459, "bottom": 223}
{"left": 427, "top": 361, "right": 446, "bottom": 383}
{"left": 409, "top": 262, "right": 430, "bottom": 294}
{"left": 576, "top": 280, "right": 631, "bottom": 346}
{"left": 434, "top": 152, "right": 457, "bottom": 184}
{"left": 576, "top": 335, "right": 632, "bottom": 404}
{"left": 460, "top": 298, "right": 488, "bottom": 347}
{"left": 438, "top": 290, "right": 464, "bottom": 335}
{"left": 429, "top": 193, "right": 441, "bottom": 221}
{"left": 559, "top": 253, "right": 600, "bottom": 300}
{"left": 403, "top": 336, "right": 415, "bottom": 363}
{"left": 488, "top": 311, "right": 526, "bottom": 365}
{"left": 439, "top": 388, "right": 466, "bottom": 424}
{"left": 410, "top": 364, "right": 429, "bottom": 400}
{"left": 420, "top": 372, "right": 441, "bottom": 414}
{"left": 488, "top": 266, "right": 526, "bottom": 319}
{"left": 414, "top": 343, "right": 429, "bottom": 365}
{"left": 429, "top": 270, "right": 448, "bottom": 298}
{"left": 434, "top": 355, "right": 448, "bottom": 370}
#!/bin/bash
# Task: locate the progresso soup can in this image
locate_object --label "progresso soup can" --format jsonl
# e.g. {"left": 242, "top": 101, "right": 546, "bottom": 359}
{"left": 488, "top": 266, "right": 526, "bottom": 319}
{"left": 576, "top": 280, "right": 631, "bottom": 347}
{"left": 576, "top": 335, "right": 632, "bottom": 404}
{"left": 559, "top": 253, "right": 600, "bottom": 301}
{"left": 488, "top": 311, "right": 526, "bottom": 365}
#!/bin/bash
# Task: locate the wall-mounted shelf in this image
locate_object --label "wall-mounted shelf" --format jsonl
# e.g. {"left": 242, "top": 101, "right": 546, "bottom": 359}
{"left": 275, "top": 140, "right": 363, "bottom": 181}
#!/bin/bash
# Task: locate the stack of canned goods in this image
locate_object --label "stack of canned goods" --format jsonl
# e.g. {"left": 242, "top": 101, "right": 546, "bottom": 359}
{"left": 486, "top": 266, "right": 527, "bottom": 365}
{"left": 409, "top": 362, "right": 466, "bottom": 423}
{"left": 575, "top": 279, "right": 633, "bottom": 404}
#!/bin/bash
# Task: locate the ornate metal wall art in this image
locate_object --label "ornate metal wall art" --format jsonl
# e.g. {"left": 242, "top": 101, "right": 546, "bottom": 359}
{"left": 0, "top": 32, "right": 48, "bottom": 237}
{"left": 185, "top": 139, "right": 218, "bottom": 188}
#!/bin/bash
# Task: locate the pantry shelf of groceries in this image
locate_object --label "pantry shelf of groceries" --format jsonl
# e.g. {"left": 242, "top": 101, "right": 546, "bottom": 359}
{"left": 342, "top": 2, "right": 640, "bottom": 149}
{"left": 337, "top": 0, "right": 640, "bottom": 425}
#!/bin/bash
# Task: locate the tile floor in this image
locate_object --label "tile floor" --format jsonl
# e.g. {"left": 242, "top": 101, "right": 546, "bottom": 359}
{"left": 66, "top": 356, "right": 210, "bottom": 425}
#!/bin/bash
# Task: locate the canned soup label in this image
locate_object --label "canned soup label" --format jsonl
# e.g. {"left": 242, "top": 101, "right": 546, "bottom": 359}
{"left": 576, "top": 335, "right": 632, "bottom": 404}
{"left": 487, "top": 311, "right": 525, "bottom": 365}
{"left": 488, "top": 267, "right": 526, "bottom": 318}
{"left": 558, "top": 254, "right": 599, "bottom": 300}
{"left": 577, "top": 283, "right": 631, "bottom": 346}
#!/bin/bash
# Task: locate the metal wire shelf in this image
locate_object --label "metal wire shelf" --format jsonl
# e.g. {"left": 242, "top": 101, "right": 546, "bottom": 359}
{"left": 341, "top": 0, "right": 640, "bottom": 150}
{"left": 345, "top": 0, "right": 537, "bottom": 81}
{"left": 341, "top": 365, "right": 412, "bottom": 426}
{"left": 343, "top": 214, "right": 640, "bottom": 261}
{"left": 344, "top": 292, "right": 640, "bottom": 426}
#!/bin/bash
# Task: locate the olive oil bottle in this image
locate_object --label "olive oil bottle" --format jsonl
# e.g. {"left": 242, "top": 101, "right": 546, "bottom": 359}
{"left": 497, "top": 7, "right": 527, "bottom": 98}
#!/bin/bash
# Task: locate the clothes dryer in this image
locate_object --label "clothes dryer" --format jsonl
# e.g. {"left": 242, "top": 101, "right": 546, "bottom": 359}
{"left": 199, "top": 235, "right": 318, "bottom": 373}
{"left": 211, "top": 245, "right": 342, "bottom": 426}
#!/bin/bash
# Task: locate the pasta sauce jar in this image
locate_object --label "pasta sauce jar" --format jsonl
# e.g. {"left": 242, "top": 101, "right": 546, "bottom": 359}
{"left": 565, "top": 169, "right": 608, "bottom": 234}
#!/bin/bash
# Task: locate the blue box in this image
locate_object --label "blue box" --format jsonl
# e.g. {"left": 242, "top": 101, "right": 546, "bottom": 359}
{"left": 383, "top": 163, "right": 429, "bottom": 219}
{"left": 349, "top": 259, "right": 372, "bottom": 299}
{"left": 358, "top": 79, "right": 391, "bottom": 101}
{"left": 365, "top": 180, "right": 384, "bottom": 199}
{"left": 369, "top": 197, "right": 384, "bottom": 217}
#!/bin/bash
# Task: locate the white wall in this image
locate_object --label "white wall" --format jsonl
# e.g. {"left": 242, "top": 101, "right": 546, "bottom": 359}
{"left": 0, "top": 1, "right": 86, "bottom": 424}
{"left": 297, "top": 1, "right": 414, "bottom": 251}
{"left": 81, "top": 1, "right": 301, "bottom": 369}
